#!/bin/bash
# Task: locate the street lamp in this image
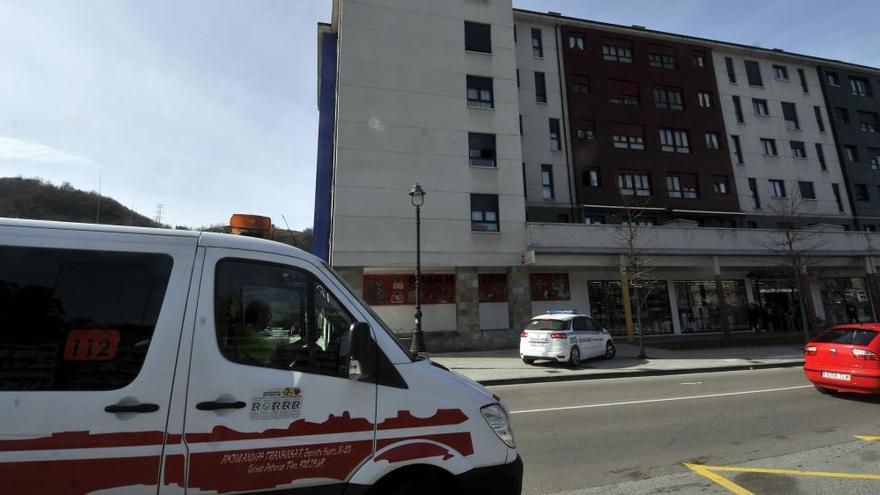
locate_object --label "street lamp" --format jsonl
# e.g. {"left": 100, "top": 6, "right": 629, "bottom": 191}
{"left": 409, "top": 183, "right": 427, "bottom": 355}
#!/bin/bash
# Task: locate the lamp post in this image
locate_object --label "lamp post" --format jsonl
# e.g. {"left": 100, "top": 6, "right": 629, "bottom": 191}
{"left": 409, "top": 183, "right": 427, "bottom": 355}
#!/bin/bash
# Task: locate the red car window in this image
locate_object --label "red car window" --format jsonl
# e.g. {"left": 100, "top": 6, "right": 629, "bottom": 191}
{"left": 813, "top": 328, "right": 878, "bottom": 346}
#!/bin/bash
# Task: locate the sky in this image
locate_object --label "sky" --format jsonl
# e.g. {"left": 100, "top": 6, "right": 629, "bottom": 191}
{"left": 1, "top": 0, "right": 879, "bottom": 229}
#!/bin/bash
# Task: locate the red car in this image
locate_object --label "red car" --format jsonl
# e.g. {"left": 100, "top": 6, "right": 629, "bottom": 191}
{"left": 804, "top": 324, "right": 880, "bottom": 394}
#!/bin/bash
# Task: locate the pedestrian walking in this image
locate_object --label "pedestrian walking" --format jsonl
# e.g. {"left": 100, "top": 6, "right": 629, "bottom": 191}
{"left": 846, "top": 302, "right": 858, "bottom": 323}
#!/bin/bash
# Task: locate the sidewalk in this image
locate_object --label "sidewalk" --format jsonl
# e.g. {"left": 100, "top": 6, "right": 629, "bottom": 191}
{"left": 431, "top": 342, "right": 805, "bottom": 386}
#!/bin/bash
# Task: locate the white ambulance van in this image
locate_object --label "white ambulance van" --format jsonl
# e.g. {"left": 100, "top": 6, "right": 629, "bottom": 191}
{"left": 0, "top": 218, "right": 522, "bottom": 495}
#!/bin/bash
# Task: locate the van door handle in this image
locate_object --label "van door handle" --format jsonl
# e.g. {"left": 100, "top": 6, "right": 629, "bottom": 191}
{"left": 196, "top": 400, "right": 247, "bottom": 411}
{"left": 105, "top": 403, "right": 160, "bottom": 414}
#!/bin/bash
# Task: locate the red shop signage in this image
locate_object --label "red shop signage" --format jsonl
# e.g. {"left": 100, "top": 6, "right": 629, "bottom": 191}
{"left": 479, "top": 274, "right": 508, "bottom": 303}
{"left": 530, "top": 273, "right": 570, "bottom": 301}
{"left": 363, "top": 274, "right": 456, "bottom": 305}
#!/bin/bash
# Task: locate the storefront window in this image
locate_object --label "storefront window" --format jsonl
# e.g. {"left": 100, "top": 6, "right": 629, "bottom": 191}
{"left": 751, "top": 279, "right": 802, "bottom": 332}
{"left": 819, "top": 278, "right": 872, "bottom": 325}
{"left": 587, "top": 280, "right": 672, "bottom": 336}
{"left": 674, "top": 280, "right": 748, "bottom": 332}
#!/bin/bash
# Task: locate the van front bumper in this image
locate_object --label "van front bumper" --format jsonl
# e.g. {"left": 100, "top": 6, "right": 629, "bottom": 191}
{"left": 458, "top": 455, "right": 523, "bottom": 495}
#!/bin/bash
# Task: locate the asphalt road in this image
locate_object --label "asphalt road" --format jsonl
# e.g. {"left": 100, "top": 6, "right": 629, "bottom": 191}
{"left": 491, "top": 367, "right": 880, "bottom": 494}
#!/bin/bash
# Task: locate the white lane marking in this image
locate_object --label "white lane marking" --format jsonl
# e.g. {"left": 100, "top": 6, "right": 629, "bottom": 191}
{"left": 679, "top": 381, "right": 703, "bottom": 385}
{"left": 510, "top": 385, "right": 812, "bottom": 415}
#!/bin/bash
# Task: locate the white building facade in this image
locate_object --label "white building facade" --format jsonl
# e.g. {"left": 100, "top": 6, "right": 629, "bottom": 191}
{"left": 313, "top": 0, "right": 880, "bottom": 351}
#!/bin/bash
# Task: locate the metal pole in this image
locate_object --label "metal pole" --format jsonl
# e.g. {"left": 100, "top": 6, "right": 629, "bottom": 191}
{"left": 410, "top": 204, "right": 427, "bottom": 354}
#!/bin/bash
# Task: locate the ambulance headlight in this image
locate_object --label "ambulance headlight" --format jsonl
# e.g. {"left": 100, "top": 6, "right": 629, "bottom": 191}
{"left": 480, "top": 403, "right": 515, "bottom": 448}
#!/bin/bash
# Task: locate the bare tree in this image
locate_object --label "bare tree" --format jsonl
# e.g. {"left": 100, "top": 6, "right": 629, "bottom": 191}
{"left": 608, "top": 194, "right": 657, "bottom": 359}
{"left": 752, "top": 192, "right": 826, "bottom": 342}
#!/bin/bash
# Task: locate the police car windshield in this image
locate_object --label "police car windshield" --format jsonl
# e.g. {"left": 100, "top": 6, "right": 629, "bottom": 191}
{"left": 527, "top": 319, "right": 569, "bottom": 331}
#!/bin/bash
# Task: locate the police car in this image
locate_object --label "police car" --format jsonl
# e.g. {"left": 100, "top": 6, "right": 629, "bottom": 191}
{"left": 519, "top": 310, "right": 615, "bottom": 366}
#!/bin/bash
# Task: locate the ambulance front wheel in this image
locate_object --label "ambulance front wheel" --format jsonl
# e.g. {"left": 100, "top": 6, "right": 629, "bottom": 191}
{"left": 522, "top": 357, "right": 535, "bottom": 365}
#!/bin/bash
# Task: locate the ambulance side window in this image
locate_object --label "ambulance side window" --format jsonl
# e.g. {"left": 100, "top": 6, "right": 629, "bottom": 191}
{"left": 0, "top": 246, "right": 173, "bottom": 391}
{"left": 214, "top": 259, "right": 355, "bottom": 377}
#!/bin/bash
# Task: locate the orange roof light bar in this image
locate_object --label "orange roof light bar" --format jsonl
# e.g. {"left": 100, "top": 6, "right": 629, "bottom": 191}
{"left": 230, "top": 214, "right": 273, "bottom": 239}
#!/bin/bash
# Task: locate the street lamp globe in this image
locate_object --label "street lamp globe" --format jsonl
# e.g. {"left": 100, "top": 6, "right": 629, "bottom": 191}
{"left": 409, "top": 183, "right": 426, "bottom": 207}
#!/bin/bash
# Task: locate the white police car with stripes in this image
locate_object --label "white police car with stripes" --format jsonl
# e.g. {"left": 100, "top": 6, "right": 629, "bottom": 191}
{"left": 519, "top": 310, "right": 616, "bottom": 366}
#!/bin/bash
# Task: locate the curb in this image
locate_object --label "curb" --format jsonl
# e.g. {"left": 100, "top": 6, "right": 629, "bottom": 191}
{"left": 475, "top": 360, "right": 805, "bottom": 386}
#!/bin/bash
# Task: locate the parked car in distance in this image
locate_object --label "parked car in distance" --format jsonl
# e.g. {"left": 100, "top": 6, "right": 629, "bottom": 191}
{"left": 519, "top": 310, "right": 615, "bottom": 367}
{"left": 803, "top": 324, "right": 880, "bottom": 395}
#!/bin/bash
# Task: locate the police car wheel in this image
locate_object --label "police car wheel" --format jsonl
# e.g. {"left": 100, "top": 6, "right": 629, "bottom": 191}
{"left": 568, "top": 346, "right": 580, "bottom": 367}
{"left": 522, "top": 357, "right": 535, "bottom": 365}
{"left": 604, "top": 341, "right": 616, "bottom": 360}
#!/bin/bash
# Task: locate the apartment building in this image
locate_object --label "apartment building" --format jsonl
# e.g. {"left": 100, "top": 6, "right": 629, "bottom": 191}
{"left": 314, "top": 0, "right": 880, "bottom": 350}
{"left": 714, "top": 50, "right": 853, "bottom": 228}
{"left": 818, "top": 66, "right": 880, "bottom": 230}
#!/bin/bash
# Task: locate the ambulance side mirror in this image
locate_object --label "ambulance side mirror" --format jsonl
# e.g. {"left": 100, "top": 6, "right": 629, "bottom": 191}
{"left": 348, "top": 322, "right": 373, "bottom": 381}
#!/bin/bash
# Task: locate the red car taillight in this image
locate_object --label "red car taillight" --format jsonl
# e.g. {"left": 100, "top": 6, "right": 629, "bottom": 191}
{"left": 804, "top": 345, "right": 817, "bottom": 356}
{"left": 520, "top": 331, "right": 528, "bottom": 338}
{"left": 550, "top": 332, "right": 567, "bottom": 339}
{"left": 852, "top": 348, "right": 880, "bottom": 361}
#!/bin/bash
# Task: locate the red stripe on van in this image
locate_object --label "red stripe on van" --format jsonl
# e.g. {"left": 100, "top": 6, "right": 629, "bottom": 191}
{"left": 0, "top": 430, "right": 165, "bottom": 452}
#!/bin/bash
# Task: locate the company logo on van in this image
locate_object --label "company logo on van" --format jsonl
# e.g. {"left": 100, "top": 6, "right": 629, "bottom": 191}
{"left": 250, "top": 389, "right": 303, "bottom": 421}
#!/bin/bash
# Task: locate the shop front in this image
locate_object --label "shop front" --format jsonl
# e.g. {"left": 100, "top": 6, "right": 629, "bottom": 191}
{"left": 587, "top": 280, "right": 673, "bottom": 336}
{"left": 674, "top": 280, "right": 749, "bottom": 333}
{"left": 819, "top": 277, "right": 873, "bottom": 325}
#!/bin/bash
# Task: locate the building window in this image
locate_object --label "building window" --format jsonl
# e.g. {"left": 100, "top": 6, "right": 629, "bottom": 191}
{"left": 781, "top": 102, "right": 800, "bottom": 130}
{"left": 654, "top": 87, "right": 684, "bottom": 110}
{"left": 623, "top": 217, "right": 657, "bottom": 227}
{"left": 748, "top": 178, "right": 761, "bottom": 208}
{"left": 814, "top": 106, "right": 825, "bottom": 132}
{"left": 761, "top": 138, "right": 778, "bottom": 156}
{"left": 797, "top": 68, "right": 809, "bottom": 93}
{"left": 513, "top": 24, "right": 517, "bottom": 43}
{"left": 692, "top": 51, "right": 706, "bottom": 67}
{"left": 850, "top": 76, "right": 871, "bottom": 96}
{"left": 731, "top": 135, "right": 744, "bottom": 164}
{"left": 470, "top": 194, "right": 499, "bottom": 231}
{"left": 733, "top": 96, "right": 745, "bottom": 123}
{"left": 713, "top": 176, "right": 731, "bottom": 194}
{"left": 825, "top": 72, "right": 840, "bottom": 87}
{"left": 790, "top": 141, "right": 807, "bottom": 159}
{"left": 468, "top": 132, "right": 496, "bottom": 167}
{"left": 855, "top": 184, "right": 870, "bottom": 202}
{"left": 753, "top": 98, "right": 769, "bottom": 116}
{"left": 607, "top": 79, "right": 640, "bottom": 105}
{"left": 648, "top": 53, "right": 676, "bottom": 69}
{"left": 870, "top": 149, "right": 880, "bottom": 170}
{"left": 541, "top": 164, "right": 555, "bottom": 200}
{"left": 705, "top": 133, "right": 720, "bottom": 150}
{"left": 798, "top": 181, "right": 816, "bottom": 200}
{"left": 576, "top": 119, "right": 596, "bottom": 140}
{"left": 859, "top": 111, "right": 879, "bottom": 133}
{"left": 835, "top": 107, "right": 850, "bottom": 123}
{"left": 549, "top": 118, "right": 561, "bottom": 151}
{"left": 770, "top": 179, "right": 786, "bottom": 198}
{"left": 466, "top": 75, "right": 493, "bottom": 108}
{"left": 725, "top": 57, "right": 737, "bottom": 83}
{"left": 698, "top": 91, "right": 712, "bottom": 108}
{"left": 660, "top": 129, "right": 690, "bottom": 153}
{"left": 535, "top": 71, "right": 547, "bottom": 103}
{"left": 745, "top": 60, "right": 763, "bottom": 86}
{"left": 522, "top": 162, "right": 527, "bottom": 199}
{"left": 519, "top": 114, "right": 522, "bottom": 135}
{"left": 832, "top": 183, "right": 844, "bottom": 211}
{"left": 773, "top": 65, "right": 789, "bottom": 81}
{"left": 618, "top": 173, "right": 651, "bottom": 196}
{"left": 667, "top": 174, "right": 698, "bottom": 199}
{"left": 613, "top": 135, "right": 645, "bottom": 150}
{"left": 531, "top": 28, "right": 543, "bottom": 57}
{"left": 584, "top": 215, "right": 605, "bottom": 225}
{"left": 844, "top": 145, "right": 859, "bottom": 162}
{"left": 568, "top": 34, "right": 585, "bottom": 50}
{"left": 602, "top": 43, "right": 633, "bottom": 63}
{"left": 573, "top": 82, "right": 590, "bottom": 94}
{"left": 816, "top": 143, "right": 827, "bottom": 170}
{"left": 584, "top": 168, "right": 601, "bottom": 187}
{"left": 464, "top": 21, "right": 492, "bottom": 53}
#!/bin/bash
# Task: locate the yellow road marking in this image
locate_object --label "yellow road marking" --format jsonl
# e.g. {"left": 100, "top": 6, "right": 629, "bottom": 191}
{"left": 683, "top": 463, "right": 754, "bottom": 495}
{"left": 855, "top": 435, "right": 880, "bottom": 442}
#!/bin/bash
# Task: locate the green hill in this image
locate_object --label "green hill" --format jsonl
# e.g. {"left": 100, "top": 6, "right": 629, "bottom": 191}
{"left": 0, "top": 177, "right": 159, "bottom": 227}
